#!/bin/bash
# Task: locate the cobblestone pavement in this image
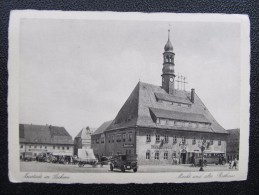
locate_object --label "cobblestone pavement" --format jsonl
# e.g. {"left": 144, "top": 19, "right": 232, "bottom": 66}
{"left": 20, "top": 161, "right": 238, "bottom": 173}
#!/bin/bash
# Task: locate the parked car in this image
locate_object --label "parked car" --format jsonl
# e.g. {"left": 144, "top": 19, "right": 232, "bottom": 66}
{"left": 99, "top": 156, "right": 112, "bottom": 166}
{"left": 110, "top": 154, "right": 138, "bottom": 172}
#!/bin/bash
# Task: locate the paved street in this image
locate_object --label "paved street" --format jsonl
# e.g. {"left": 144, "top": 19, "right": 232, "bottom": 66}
{"left": 20, "top": 161, "right": 237, "bottom": 173}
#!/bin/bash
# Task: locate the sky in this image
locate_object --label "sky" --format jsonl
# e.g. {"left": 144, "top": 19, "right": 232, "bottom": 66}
{"left": 19, "top": 18, "right": 241, "bottom": 138}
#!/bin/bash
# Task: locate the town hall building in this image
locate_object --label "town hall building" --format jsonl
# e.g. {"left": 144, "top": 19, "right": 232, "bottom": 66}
{"left": 91, "top": 30, "right": 229, "bottom": 165}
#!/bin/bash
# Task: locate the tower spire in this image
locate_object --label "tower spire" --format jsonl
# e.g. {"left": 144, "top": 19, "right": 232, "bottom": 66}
{"left": 162, "top": 29, "right": 175, "bottom": 94}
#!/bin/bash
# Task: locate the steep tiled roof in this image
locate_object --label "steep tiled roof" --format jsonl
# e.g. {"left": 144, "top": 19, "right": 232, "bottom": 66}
{"left": 104, "top": 81, "right": 228, "bottom": 134}
{"left": 19, "top": 124, "right": 74, "bottom": 145}
{"left": 93, "top": 120, "right": 113, "bottom": 135}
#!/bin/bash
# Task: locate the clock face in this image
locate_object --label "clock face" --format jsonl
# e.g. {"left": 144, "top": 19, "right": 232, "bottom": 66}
{"left": 170, "top": 77, "right": 174, "bottom": 82}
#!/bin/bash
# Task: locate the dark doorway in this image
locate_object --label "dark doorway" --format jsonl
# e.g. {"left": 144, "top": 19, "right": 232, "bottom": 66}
{"left": 181, "top": 153, "right": 186, "bottom": 164}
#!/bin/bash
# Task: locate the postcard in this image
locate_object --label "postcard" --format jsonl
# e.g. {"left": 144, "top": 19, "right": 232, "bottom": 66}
{"left": 8, "top": 10, "right": 250, "bottom": 183}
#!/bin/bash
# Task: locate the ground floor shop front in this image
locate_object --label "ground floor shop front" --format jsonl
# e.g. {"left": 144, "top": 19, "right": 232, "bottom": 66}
{"left": 91, "top": 127, "right": 228, "bottom": 165}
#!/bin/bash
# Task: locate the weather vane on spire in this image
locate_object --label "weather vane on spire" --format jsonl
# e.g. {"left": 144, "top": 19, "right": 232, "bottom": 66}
{"left": 168, "top": 23, "right": 172, "bottom": 40}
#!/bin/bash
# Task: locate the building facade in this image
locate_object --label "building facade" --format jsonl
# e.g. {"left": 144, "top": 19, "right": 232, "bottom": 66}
{"left": 91, "top": 30, "right": 229, "bottom": 165}
{"left": 226, "top": 128, "right": 240, "bottom": 161}
{"left": 19, "top": 124, "right": 74, "bottom": 158}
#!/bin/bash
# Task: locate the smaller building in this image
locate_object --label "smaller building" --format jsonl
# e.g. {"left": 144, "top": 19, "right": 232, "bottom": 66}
{"left": 226, "top": 128, "right": 240, "bottom": 161}
{"left": 19, "top": 124, "right": 74, "bottom": 159}
{"left": 91, "top": 121, "right": 113, "bottom": 157}
{"left": 74, "top": 126, "right": 96, "bottom": 155}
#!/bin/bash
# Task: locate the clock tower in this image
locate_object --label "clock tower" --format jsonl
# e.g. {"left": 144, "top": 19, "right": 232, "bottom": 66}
{"left": 162, "top": 29, "right": 175, "bottom": 94}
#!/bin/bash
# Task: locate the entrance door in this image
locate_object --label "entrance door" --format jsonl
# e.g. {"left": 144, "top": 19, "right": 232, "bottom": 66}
{"left": 181, "top": 153, "right": 186, "bottom": 164}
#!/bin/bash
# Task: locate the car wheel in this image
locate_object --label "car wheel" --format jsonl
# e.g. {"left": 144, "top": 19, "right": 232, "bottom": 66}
{"left": 133, "top": 168, "right": 138, "bottom": 172}
{"left": 110, "top": 164, "right": 113, "bottom": 171}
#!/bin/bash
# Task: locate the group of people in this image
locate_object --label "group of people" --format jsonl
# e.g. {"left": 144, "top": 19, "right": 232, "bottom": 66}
{"left": 229, "top": 157, "right": 238, "bottom": 169}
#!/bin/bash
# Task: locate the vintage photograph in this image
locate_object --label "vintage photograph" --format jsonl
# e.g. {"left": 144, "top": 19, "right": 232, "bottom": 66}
{"left": 8, "top": 11, "right": 250, "bottom": 183}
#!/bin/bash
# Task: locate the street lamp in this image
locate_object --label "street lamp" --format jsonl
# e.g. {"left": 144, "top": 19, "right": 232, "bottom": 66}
{"left": 199, "top": 145, "right": 205, "bottom": 171}
{"left": 199, "top": 138, "right": 206, "bottom": 171}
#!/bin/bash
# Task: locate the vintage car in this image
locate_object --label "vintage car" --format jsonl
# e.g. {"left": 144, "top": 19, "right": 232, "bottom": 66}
{"left": 110, "top": 154, "right": 138, "bottom": 172}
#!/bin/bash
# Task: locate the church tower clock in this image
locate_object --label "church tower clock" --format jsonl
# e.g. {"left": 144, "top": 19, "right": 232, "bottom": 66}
{"left": 162, "top": 29, "right": 175, "bottom": 94}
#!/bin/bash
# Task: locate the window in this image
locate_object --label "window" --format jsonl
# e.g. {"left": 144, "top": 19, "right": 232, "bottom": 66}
{"left": 155, "top": 134, "right": 160, "bottom": 143}
{"left": 20, "top": 145, "right": 23, "bottom": 149}
{"left": 173, "top": 136, "right": 177, "bottom": 143}
{"left": 29, "top": 145, "right": 31, "bottom": 148}
{"left": 112, "top": 135, "right": 114, "bottom": 143}
{"left": 193, "top": 137, "right": 196, "bottom": 145}
{"left": 184, "top": 122, "right": 189, "bottom": 127}
{"left": 129, "top": 133, "right": 132, "bottom": 142}
{"left": 146, "top": 134, "right": 151, "bottom": 142}
{"left": 164, "top": 135, "right": 169, "bottom": 143}
{"left": 40, "top": 145, "right": 42, "bottom": 149}
{"left": 53, "top": 146, "right": 55, "bottom": 149}
{"left": 164, "top": 152, "right": 168, "bottom": 160}
{"left": 45, "top": 146, "right": 47, "bottom": 149}
{"left": 62, "top": 146, "right": 65, "bottom": 150}
{"left": 58, "top": 146, "right": 60, "bottom": 149}
{"left": 176, "top": 121, "right": 182, "bottom": 127}
{"left": 210, "top": 140, "right": 213, "bottom": 145}
{"left": 218, "top": 139, "right": 221, "bottom": 146}
{"left": 116, "top": 134, "right": 121, "bottom": 142}
{"left": 129, "top": 150, "right": 131, "bottom": 154}
{"left": 123, "top": 134, "right": 126, "bottom": 142}
{"left": 160, "top": 119, "right": 167, "bottom": 125}
{"left": 178, "top": 103, "right": 181, "bottom": 106}
{"left": 168, "top": 120, "right": 175, "bottom": 126}
{"left": 101, "top": 138, "right": 104, "bottom": 143}
{"left": 146, "top": 151, "right": 150, "bottom": 160}
{"left": 34, "top": 145, "right": 37, "bottom": 149}
{"left": 182, "top": 137, "right": 186, "bottom": 144}
{"left": 108, "top": 135, "right": 110, "bottom": 143}
{"left": 156, "top": 118, "right": 160, "bottom": 124}
{"left": 67, "top": 146, "right": 69, "bottom": 150}
{"left": 172, "top": 152, "right": 176, "bottom": 158}
{"left": 155, "top": 151, "right": 159, "bottom": 160}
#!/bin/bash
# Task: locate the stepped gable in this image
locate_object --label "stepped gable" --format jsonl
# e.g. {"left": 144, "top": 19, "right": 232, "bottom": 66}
{"left": 93, "top": 120, "right": 113, "bottom": 135}
{"left": 19, "top": 124, "right": 74, "bottom": 144}
{"left": 106, "top": 82, "right": 140, "bottom": 131}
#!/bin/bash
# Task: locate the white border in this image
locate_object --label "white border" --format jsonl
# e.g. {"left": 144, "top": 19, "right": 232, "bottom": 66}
{"left": 8, "top": 10, "right": 250, "bottom": 183}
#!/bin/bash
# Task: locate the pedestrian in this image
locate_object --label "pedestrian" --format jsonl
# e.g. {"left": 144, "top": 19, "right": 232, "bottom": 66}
{"left": 218, "top": 155, "right": 222, "bottom": 165}
{"left": 233, "top": 157, "right": 238, "bottom": 169}
{"left": 191, "top": 155, "right": 195, "bottom": 167}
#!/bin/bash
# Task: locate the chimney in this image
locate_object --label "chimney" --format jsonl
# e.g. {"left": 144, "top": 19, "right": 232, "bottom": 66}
{"left": 191, "top": 88, "right": 195, "bottom": 103}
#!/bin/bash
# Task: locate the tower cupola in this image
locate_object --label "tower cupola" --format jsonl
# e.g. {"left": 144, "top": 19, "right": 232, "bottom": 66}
{"left": 164, "top": 32, "right": 174, "bottom": 52}
{"left": 161, "top": 29, "right": 176, "bottom": 94}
